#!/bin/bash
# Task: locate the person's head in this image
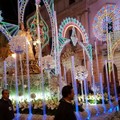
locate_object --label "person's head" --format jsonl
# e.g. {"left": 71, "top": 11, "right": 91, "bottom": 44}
{"left": 62, "top": 85, "right": 74, "bottom": 101}
{"left": 2, "top": 89, "right": 9, "bottom": 100}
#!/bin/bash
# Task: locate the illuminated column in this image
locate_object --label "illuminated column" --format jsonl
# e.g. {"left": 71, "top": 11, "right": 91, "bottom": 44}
{"left": 54, "top": 11, "right": 63, "bottom": 94}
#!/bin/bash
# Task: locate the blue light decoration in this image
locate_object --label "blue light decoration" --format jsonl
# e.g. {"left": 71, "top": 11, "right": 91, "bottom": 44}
{"left": 93, "top": 4, "right": 120, "bottom": 41}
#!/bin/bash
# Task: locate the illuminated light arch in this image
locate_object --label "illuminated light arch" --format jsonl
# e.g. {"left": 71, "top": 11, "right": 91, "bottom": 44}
{"left": 59, "top": 39, "right": 92, "bottom": 61}
{"left": 59, "top": 17, "right": 89, "bottom": 43}
{"left": 18, "top": 0, "right": 29, "bottom": 23}
{"left": 42, "top": 0, "right": 55, "bottom": 55}
{"left": 58, "top": 17, "right": 93, "bottom": 74}
{"left": 93, "top": 4, "right": 120, "bottom": 41}
{"left": 59, "top": 37, "right": 93, "bottom": 75}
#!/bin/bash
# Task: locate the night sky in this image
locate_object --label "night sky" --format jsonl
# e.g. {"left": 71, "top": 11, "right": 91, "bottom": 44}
{"left": 0, "top": 0, "right": 43, "bottom": 25}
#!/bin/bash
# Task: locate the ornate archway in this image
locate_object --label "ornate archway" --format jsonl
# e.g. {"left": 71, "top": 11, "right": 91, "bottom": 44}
{"left": 58, "top": 17, "right": 92, "bottom": 61}
{"left": 58, "top": 17, "right": 89, "bottom": 44}
{"left": 58, "top": 17, "right": 93, "bottom": 78}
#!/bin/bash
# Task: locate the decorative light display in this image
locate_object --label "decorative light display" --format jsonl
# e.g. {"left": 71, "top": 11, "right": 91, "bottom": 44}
{"left": 42, "top": 0, "right": 55, "bottom": 56}
{"left": 18, "top": 0, "right": 29, "bottom": 23}
{"left": 112, "top": 35, "right": 120, "bottom": 54}
{"left": 9, "top": 35, "right": 27, "bottom": 54}
{"left": 5, "top": 55, "right": 15, "bottom": 67}
{"left": 70, "top": 27, "right": 78, "bottom": 46}
{"left": 0, "top": 25, "right": 12, "bottom": 41}
{"left": 93, "top": 4, "right": 120, "bottom": 41}
{"left": 58, "top": 17, "right": 89, "bottom": 54}
{"left": 58, "top": 17, "right": 89, "bottom": 43}
{"left": 75, "top": 66, "right": 88, "bottom": 81}
{"left": 58, "top": 17, "right": 93, "bottom": 75}
{"left": 42, "top": 55, "right": 55, "bottom": 70}
{"left": 0, "top": 22, "right": 19, "bottom": 37}
{"left": 27, "top": 12, "right": 49, "bottom": 49}
{"left": 0, "top": 18, "right": 19, "bottom": 40}
{"left": 0, "top": 0, "right": 28, "bottom": 41}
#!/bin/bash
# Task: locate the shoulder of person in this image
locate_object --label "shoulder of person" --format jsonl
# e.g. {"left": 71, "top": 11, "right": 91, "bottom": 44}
{"left": 0, "top": 98, "right": 3, "bottom": 102}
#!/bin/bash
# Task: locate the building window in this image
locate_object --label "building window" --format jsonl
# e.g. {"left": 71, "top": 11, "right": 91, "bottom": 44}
{"left": 69, "top": 0, "right": 75, "bottom": 5}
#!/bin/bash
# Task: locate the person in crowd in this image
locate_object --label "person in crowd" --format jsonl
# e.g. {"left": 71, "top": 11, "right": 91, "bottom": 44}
{"left": 54, "top": 85, "right": 77, "bottom": 120}
{"left": 0, "top": 89, "right": 15, "bottom": 120}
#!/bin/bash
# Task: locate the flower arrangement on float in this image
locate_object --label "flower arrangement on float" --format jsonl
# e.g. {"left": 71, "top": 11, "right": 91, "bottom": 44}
{"left": 84, "top": 93, "right": 115, "bottom": 104}
{"left": 11, "top": 92, "right": 117, "bottom": 115}
{"left": 12, "top": 97, "right": 59, "bottom": 115}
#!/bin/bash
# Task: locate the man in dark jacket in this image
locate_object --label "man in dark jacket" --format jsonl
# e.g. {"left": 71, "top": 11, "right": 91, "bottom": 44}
{"left": 0, "top": 89, "right": 15, "bottom": 120}
{"left": 54, "top": 85, "right": 77, "bottom": 120}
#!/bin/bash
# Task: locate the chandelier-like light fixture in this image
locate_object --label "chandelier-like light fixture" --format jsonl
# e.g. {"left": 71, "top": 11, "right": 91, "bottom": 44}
{"left": 5, "top": 55, "right": 15, "bottom": 67}
{"left": 42, "top": 55, "right": 55, "bottom": 70}
{"left": 9, "top": 35, "right": 27, "bottom": 54}
{"left": 75, "top": 65, "right": 88, "bottom": 81}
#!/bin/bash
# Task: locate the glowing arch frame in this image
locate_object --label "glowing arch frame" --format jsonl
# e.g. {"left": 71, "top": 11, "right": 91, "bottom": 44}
{"left": 58, "top": 17, "right": 93, "bottom": 74}
{"left": 58, "top": 17, "right": 90, "bottom": 56}
{"left": 59, "top": 17, "right": 89, "bottom": 43}
{"left": 18, "top": 0, "right": 29, "bottom": 23}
